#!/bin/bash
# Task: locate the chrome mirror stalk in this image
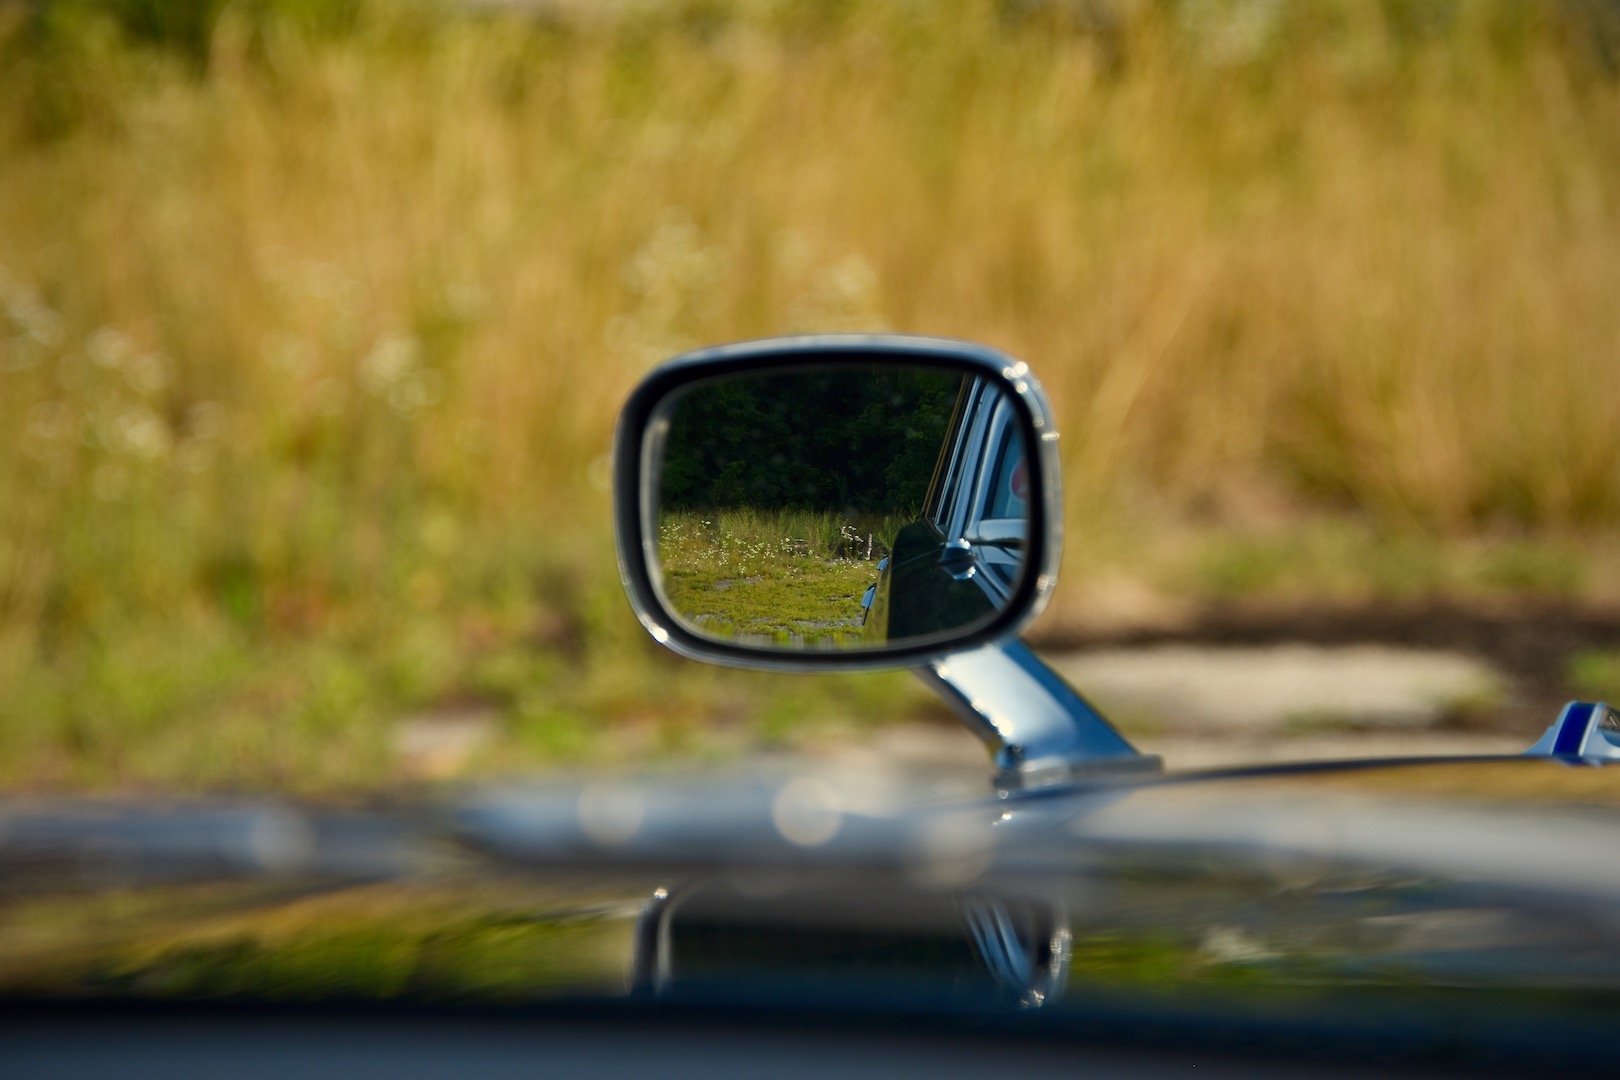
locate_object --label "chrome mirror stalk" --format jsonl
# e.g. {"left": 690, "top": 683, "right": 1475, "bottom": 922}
{"left": 917, "top": 639, "right": 1161, "bottom": 793}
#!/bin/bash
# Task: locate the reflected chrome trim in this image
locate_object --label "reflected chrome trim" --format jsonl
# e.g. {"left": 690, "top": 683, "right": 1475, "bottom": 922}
{"left": 631, "top": 885, "right": 682, "bottom": 998}
{"left": 961, "top": 896, "right": 1071, "bottom": 1008}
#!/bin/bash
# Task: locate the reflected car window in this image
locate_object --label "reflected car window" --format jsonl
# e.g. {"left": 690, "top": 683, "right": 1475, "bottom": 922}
{"left": 982, "top": 422, "right": 1028, "bottom": 523}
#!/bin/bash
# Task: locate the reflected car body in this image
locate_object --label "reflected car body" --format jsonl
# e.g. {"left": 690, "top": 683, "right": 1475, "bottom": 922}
{"left": 867, "top": 375, "right": 1030, "bottom": 646}
{"left": 11, "top": 755, "right": 1620, "bottom": 1074}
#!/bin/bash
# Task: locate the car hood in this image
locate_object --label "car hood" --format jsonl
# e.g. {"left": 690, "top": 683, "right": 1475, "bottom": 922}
{"left": 6, "top": 756, "right": 1620, "bottom": 1044}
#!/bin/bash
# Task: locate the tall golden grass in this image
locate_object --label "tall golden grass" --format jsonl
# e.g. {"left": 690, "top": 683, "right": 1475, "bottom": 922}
{"left": 2, "top": 0, "right": 1618, "bottom": 788}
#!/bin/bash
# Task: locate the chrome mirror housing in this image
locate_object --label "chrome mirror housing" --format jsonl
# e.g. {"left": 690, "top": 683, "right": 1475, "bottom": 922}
{"left": 613, "top": 336, "right": 1063, "bottom": 670}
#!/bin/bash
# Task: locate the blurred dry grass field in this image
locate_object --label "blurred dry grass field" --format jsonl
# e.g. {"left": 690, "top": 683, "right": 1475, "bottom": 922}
{"left": 2, "top": 0, "right": 1620, "bottom": 790}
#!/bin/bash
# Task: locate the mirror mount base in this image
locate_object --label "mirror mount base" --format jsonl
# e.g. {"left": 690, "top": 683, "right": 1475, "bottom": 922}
{"left": 916, "top": 639, "right": 1162, "bottom": 794}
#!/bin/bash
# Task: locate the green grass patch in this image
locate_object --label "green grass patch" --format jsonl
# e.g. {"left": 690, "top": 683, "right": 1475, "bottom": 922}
{"left": 0, "top": 880, "right": 638, "bottom": 1001}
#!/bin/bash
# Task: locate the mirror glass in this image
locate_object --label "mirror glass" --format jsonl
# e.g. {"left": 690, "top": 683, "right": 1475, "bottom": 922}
{"left": 652, "top": 365, "right": 1032, "bottom": 652}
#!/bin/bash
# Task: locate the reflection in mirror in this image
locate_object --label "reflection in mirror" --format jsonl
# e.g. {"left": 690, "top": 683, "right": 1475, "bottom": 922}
{"left": 653, "top": 365, "right": 1031, "bottom": 652}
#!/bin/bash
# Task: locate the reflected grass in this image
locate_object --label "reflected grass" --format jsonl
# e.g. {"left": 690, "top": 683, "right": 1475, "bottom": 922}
{"left": 0, "top": 879, "right": 640, "bottom": 1001}
{"left": 658, "top": 510, "right": 900, "bottom": 648}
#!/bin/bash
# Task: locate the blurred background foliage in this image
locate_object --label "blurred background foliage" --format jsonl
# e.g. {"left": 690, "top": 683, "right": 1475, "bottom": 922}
{"left": 2, "top": 0, "right": 1620, "bottom": 791}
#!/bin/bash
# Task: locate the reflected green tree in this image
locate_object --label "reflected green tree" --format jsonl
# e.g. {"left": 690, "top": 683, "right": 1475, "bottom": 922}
{"left": 661, "top": 368, "right": 960, "bottom": 515}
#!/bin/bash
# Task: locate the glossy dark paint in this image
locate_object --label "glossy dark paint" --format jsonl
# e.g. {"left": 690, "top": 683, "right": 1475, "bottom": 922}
{"left": 8, "top": 757, "right": 1620, "bottom": 1071}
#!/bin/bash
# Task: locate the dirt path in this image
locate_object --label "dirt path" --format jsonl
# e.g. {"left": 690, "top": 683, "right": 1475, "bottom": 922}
{"left": 819, "top": 601, "right": 1620, "bottom": 779}
{"left": 1030, "top": 599, "right": 1620, "bottom": 736}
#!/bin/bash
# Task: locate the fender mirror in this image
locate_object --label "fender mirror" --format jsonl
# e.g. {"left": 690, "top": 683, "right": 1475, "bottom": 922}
{"left": 613, "top": 336, "right": 1062, "bottom": 669}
